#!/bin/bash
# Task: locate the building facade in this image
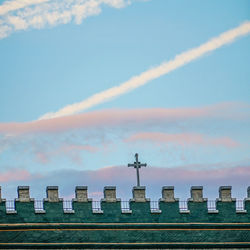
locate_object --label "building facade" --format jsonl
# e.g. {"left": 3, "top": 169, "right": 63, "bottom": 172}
{"left": 0, "top": 185, "right": 250, "bottom": 248}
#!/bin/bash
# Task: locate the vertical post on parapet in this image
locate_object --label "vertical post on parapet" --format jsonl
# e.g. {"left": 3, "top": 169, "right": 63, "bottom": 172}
{"left": 132, "top": 186, "right": 148, "bottom": 202}
{"left": 216, "top": 186, "right": 236, "bottom": 217}
{"left": 103, "top": 186, "right": 118, "bottom": 202}
{"left": 43, "top": 186, "right": 64, "bottom": 221}
{"left": 75, "top": 186, "right": 89, "bottom": 202}
{"left": 159, "top": 187, "right": 179, "bottom": 221}
{"left": 161, "top": 186, "right": 177, "bottom": 202}
{"left": 101, "top": 187, "right": 121, "bottom": 217}
{"left": 0, "top": 186, "right": 7, "bottom": 220}
{"left": 128, "top": 153, "right": 147, "bottom": 187}
{"left": 46, "top": 186, "right": 60, "bottom": 202}
{"left": 17, "top": 186, "right": 31, "bottom": 202}
{"left": 188, "top": 186, "right": 208, "bottom": 220}
{"left": 129, "top": 186, "right": 151, "bottom": 221}
{"left": 72, "top": 186, "right": 93, "bottom": 221}
{"left": 190, "top": 186, "right": 205, "bottom": 202}
{"left": 244, "top": 186, "right": 250, "bottom": 213}
{"left": 0, "top": 186, "right": 2, "bottom": 203}
{"left": 15, "top": 186, "right": 35, "bottom": 216}
{"left": 219, "top": 186, "right": 233, "bottom": 202}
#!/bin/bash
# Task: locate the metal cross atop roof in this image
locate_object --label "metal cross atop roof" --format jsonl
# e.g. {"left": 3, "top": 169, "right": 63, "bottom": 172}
{"left": 128, "top": 153, "right": 147, "bottom": 187}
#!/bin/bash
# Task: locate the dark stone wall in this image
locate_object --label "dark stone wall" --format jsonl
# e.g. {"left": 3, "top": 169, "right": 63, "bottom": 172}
{"left": 1, "top": 199, "right": 250, "bottom": 223}
{"left": 0, "top": 186, "right": 250, "bottom": 248}
{"left": 0, "top": 199, "right": 250, "bottom": 248}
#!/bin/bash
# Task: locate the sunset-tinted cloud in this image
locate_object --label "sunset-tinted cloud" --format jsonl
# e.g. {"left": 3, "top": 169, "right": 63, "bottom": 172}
{"left": 0, "top": 103, "right": 248, "bottom": 173}
{"left": 0, "top": 169, "right": 33, "bottom": 182}
{"left": 125, "top": 132, "right": 240, "bottom": 148}
{"left": 0, "top": 102, "right": 249, "bottom": 135}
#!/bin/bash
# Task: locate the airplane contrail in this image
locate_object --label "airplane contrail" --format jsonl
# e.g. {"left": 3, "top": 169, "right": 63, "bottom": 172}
{"left": 39, "top": 21, "right": 250, "bottom": 120}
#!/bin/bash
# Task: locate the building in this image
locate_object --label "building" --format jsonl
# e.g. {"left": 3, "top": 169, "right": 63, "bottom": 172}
{"left": 0, "top": 185, "right": 250, "bottom": 248}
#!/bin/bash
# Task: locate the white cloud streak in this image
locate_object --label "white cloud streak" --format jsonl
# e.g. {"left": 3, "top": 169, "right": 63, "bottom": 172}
{"left": 0, "top": 0, "right": 50, "bottom": 16}
{"left": 0, "top": 0, "right": 130, "bottom": 38}
{"left": 39, "top": 21, "right": 250, "bottom": 120}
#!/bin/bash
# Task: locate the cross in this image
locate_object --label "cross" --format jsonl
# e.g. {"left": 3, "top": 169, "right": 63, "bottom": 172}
{"left": 128, "top": 153, "right": 147, "bottom": 187}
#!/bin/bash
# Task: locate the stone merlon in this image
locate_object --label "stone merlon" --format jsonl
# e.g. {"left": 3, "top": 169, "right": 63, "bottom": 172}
{"left": 189, "top": 186, "right": 207, "bottom": 202}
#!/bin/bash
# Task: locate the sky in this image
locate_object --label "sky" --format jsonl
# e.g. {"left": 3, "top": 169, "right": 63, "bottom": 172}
{"left": 0, "top": 0, "right": 250, "bottom": 202}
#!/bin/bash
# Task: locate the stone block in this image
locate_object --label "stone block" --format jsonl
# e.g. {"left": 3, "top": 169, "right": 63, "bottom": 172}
{"left": 17, "top": 186, "right": 30, "bottom": 202}
{"left": 190, "top": 186, "right": 206, "bottom": 202}
{"left": 0, "top": 186, "right": 6, "bottom": 203}
{"left": 219, "top": 186, "right": 233, "bottom": 202}
{"left": 104, "top": 186, "right": 117, "bottom": 202}
{"left": 46, "top": 186, "right": 60, "bottom": 202}
{"left": 244, "top": 187, "right": 250, "bottom": 211}
{"left": 132, "top": 186, "right": 148, "bottom": 202}
{"left": 75, "top": 186, "right": 88, "bottom": 202}
{"left": 161, "top": 186, "right": 177, "bottom": 202}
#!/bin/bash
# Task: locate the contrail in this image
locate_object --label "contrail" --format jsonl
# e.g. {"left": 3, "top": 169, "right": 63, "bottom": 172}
{"left": 39, "top": 21, "right": 250, "bottom": 120}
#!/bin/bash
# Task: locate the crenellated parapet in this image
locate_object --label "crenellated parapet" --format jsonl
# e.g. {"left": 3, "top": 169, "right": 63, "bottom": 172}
{"left": 0, "top": 185, "right": 250, "bottom": 224}
{"left": 0, "top": 185, "right": 250, "bottom": 248}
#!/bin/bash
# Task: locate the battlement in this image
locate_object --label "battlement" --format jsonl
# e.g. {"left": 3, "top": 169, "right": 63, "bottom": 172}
{"left": 1, "top": 185, "right": 250, "bottom": 248}
{"left": 0, "top": 185, "right": 250, "bottom": 224}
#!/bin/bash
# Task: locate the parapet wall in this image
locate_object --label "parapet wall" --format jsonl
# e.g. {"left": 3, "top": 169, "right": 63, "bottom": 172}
{"left": 0, "top": 185, "right": 250, "bottom": 248}
{"left": 0, "top": 185, "right": 250, "bottom": 223}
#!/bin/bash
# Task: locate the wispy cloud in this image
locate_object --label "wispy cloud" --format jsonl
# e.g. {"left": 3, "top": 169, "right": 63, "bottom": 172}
{"left": 0, "top": 104, "right": 248, "bottom": 173}
{"left": 0, "top": 0, "right": 49, "bottom": 16}
{"left": 39, "top": 21, "right": 250, "bottom": 120}
{"left": 0, "top": 0, "right": 130, "bottom": 39}
{"left": 0, "top": 169, "right": 32, "bottom": 182}
{"left": 0, "top": 103, "right": 249, "bottom": 135}
{"left": 125, "top": 132, "right": 240, "bottom": 148}
{"left": 92, "top": 165, "right": 250, "bottom": 185}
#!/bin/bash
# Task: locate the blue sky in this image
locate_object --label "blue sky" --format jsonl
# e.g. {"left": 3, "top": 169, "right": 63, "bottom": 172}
{"left": 0, "top": 0, "right": 249, "bottom": 201}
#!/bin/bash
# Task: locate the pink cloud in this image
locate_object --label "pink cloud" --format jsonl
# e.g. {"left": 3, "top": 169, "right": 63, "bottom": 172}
{"left": 85, "top": 165, "right": 250, "bottom": 184}
{"left": 125, "top": 132, "right": 240, "bottom": 148}
{"left": 0, "top": 169, "right": 32, "bottom": 182}
{"left": 0, "top": 102, "right": 249, "bottom": 135}
{"left": 142, "top": 166, "right": 250, "bottom": 183}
